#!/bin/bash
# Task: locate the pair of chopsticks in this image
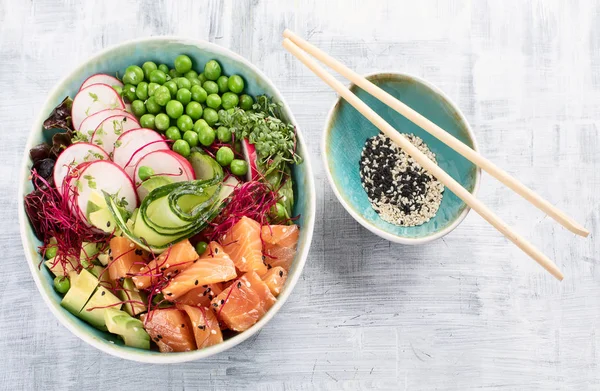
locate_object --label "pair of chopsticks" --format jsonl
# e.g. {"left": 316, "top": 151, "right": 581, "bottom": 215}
{"left": 282, "top": 29, "right": 589, "bottom": 281}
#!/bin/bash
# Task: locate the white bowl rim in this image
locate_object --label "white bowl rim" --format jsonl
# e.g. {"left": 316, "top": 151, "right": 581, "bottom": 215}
{"left": 321, "top": 71, "right": 481, "bottom": 245}
{"left": 18, "top": 36, "right": 316, "bottom": 363}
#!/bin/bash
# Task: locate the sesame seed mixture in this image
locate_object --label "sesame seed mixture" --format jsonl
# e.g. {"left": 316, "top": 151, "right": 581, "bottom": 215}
{"left": 359, "top": 133, "right": 444, "bottom": 226}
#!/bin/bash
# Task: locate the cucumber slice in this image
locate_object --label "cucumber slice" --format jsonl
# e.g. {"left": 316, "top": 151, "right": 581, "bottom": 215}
{"left": 189, "top": 151, "right": 223, "bottom": 181}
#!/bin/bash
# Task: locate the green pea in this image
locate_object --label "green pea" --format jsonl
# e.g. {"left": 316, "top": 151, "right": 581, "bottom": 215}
{"left": 140, "top": 114, "right": 156, "bottom": 129}
{"left": 204, "top": 60, "right": 222, "bottom": 81}
{"left": 121, "top": 84, "right": 137, "bottom": 103}
{"left": 239, "top": 94, "right": 254, "bottom": 110}
{"left": 145, "top": 96, "right": 161, "bottom": 114}
{"left": 230, "top": 159, "right": 248, "bottom": 176}
{"left": 227, "top": 74, "right": 244, "bottom": 94}
{"left": 189, "top": 77, "right": 201, "bottom": 87}
{"left": 138, "top": 165, "right": 155, "bottom": 181}
{"left": 203, "top": 80, "right": 218, "bottom": 95}
{"left": 154, "top": 86, "right": 171, "bottom": 106}
{"left": 53, "top": 276, "right": 70, "bottom": 294}
{"left": 270, "top": 202, "right": 287, "bottom": 221}
{"left": 206, "top": 94, "right": 222, "bottom": 109}
{"left": 183, "top": 130, "right": 199, "bottom": 147}
{"left": 221, "top": 92, "right": 239, "bottom": 110}
{"left": 112, "top": 85, "right": 123, "bottom": 95}
{"left": 195, "top": 241, "right": 208, "bottom": 255}
{"left": 193, "top": 119, "right": 210, "bottom": 133}
{"left": 174, "top": 54, "right": 193, "bottom": 73}
{"left": 191, "top": 85, "right": 208, "bottom": 103}
{"left": 184, "top": 70, "right": 198, "bottom": 80}
{"left": 198, "top": 125, "right": 216, "bottom": 146}
{"left": 123, "top": 65, "right": 144, "bottom": 85}
{"left": 148, "top": 82, "right": 160, "bottom": 96}
{"left": 198, "top": 72, "right": 207, "bottom": 84}
{"left": 164, "top": 80, "right": 178, "bottom": 96}
{"left": 149, "top": 69, "right": 167, "bottom": 84}
{"left": 216, "top": 146, "right": 234, "bottom": 166}
{"left": 217, "top": 75, "right": 229, "bottom": 93}
{"left": 175, "top": 77, "right": 191, "bottom": 90}
{"left": 166, "top": 100, "right": 184, "bottom": 119}
{"left": 155, "top": 113, "right": 170, "bottom": 131}
{"left": 169, "top": 69, "right": 182, "bottom": 79}
{"left": 203, "top": 107, "right": 219, "bottom": 126}
{"left": 45, "top": 245, "right": 58, "bottom": 259}
{"left": 177, "top": 115, "right": 194, "bottom": 132}
{"left": 165, "top": 126, "right": 181, "bottom": 141}
{"left": 217, "top": 126, "right": 232, "bottom": 143}
{"left": 172, "top": 139, "right": 191, "bottom": 157}
{"left": 135, "top": 81, "right": 149, "bottom": 100}
{"left": 158, "top": 64, "right": 170, "bottom": 74}
{"left": 131, "top": 100, "right": 147, "bottom": 117}
{"left": 176, "top": 88, "right": 192, "bottom": 105}
{"left": 186, "top": 101, "right": 203, "bottom": 120}
{"left": 142, "top": 61, "right": 158, "bottom": 80}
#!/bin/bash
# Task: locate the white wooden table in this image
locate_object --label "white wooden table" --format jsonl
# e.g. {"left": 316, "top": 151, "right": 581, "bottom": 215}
{"left": 2, "top": 0, "right": 599, "bottom": 389}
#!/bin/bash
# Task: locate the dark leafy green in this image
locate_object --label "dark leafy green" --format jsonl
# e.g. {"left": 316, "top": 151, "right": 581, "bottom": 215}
{"left": 43, "top": 96, "right": 74, "bottom": 132}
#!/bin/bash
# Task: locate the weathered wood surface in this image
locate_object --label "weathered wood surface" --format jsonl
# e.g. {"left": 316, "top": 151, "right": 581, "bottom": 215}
{"left": 1, "top": 0, "right": 599, "bottom": 389}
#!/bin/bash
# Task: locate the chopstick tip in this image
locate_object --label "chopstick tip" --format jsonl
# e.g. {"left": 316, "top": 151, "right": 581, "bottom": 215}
{"left": 283, "top": 29, "right": 293, "bottom": 38}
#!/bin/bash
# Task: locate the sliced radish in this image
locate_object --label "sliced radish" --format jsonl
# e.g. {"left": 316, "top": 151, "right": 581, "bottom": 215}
{"left": 53, "top": 143, "right": 109, "bottom": 195}
{"left": 133, "top": 150, "right": 192, "bottom": 200}
{"left": 241, "top": 139, "right": 260, "bottom": 181}
{"left": 72, "top": 84, "right": 125, "bottom": 130}
{"left": 112, "top": 128, "right": 169, "bottom": 179}
{"left": 172, "top": 153, "right": 195, "bottom": 180}
{"left": 72, "top": 160, "right": 137, "bottom": 224}
{"left": 80, "top": 74, "right": 123, "bottom": 91}
{"left": 91, "top": 116, "right": 141, "bottom": 155}
{"left": 79, "top": 109, "right": 136, "bottom": 135}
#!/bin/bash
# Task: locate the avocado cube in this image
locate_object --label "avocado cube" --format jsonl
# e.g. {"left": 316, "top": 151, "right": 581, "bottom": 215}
{"left": 104, "top": 308, "right": 150, "bottom": 350}
{"left": 78, "top": 286, "right": 121, "bottom": 331}
{"left": 61, "top": 269, "right": 98, "bottom": 315}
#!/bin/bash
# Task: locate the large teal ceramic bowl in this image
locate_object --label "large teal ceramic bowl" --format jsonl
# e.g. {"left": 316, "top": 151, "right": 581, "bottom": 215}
{"left": 18, "top": 37, "right": 315, "bottom": 363}
{"left": 323, "top": 72, "right": 480, "bottom": 244}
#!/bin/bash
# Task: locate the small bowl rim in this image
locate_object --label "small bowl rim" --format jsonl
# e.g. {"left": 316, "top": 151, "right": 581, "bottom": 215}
{"left": 18, "top": 36, "right": 316, "bottom": 363}
{"left": 321, "top": 71, "right": 481, "bottom": 245}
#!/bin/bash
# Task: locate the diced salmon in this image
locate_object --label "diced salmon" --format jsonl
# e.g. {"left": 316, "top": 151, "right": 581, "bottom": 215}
{"left": 133, "top": 240, "right": 198, "bottom": 289}
{"left": 222, "top": 216, "right": 266, "bottom": 274}
{"left": 141, "top": 308, "right": 196, "bottom": 352}
{"left": 178, "top": 304, "right": 223, "bottom": 349}
{"left": 162, "top": 242, "right": 237, "bottom": 300}
{"left": 261, "top": 224, "right": 299, "bottom": 272}
{"left": 211, "top": 271, "right": 276, "bottom": 332}
{"left": 261, "top": 266, "right": 287, "bottom": 297}
{"left": 108, "top": 237, "right": 146, "bottom": 282}
{"left": 176, "top": 283, "right": 223, "bottom": 307}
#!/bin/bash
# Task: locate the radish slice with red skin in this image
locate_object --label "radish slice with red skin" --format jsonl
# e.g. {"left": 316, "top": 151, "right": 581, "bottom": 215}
{"left": 72, "top": 84, "right": 125, "bottom": 130}
{"left": 53, "top": 143, "right": 109, "bottom": 195}
{"left": 72, "top": 160, "right": 137, "bottom": 224}
{"left": 90, "top": 115, "right": 141, "bottom": 155}
{"left": 241, "top": 139, "right": 260, "bottom": 181}
{"left": 112, "top": 128, "right": 169, "bottom": 179}
{"left": 79, "top": 109, "right": 136, "bottom": 135}
{"left": 133, "top": 150, "right": 193, "bottom": 200}
{"left": 172, "top": 153, "right": 195, "bottom": 180}
{"left": 80, "top": 74, "right": 123, "bottom": 91}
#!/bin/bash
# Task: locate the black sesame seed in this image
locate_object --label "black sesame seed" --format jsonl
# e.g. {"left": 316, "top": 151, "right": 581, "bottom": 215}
{"left": 101, "top": 291, "right": 105, "bottom": 296}
{"left": 135, "top": 249, "right": 143, "bottom": 256}
{"left": 166, "top": 293, "right": 173, "bottom": 296}
{"left": 194, "top": 280, "right": 199, "bottom": 286}
{"left": 279, "top": 270, "right": 284, "bottom": 277}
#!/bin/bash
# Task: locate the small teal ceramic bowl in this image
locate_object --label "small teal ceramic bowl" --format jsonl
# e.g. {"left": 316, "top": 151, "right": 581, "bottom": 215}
{"left": 323, "top": 72, "right": 480, "bottom": 244}
{"left": 18, "top": 37, "right": 315, "bottom": 363}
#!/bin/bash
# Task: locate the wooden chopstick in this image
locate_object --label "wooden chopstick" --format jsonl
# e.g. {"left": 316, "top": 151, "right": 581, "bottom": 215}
{"left": 283, "top": 29, "right": 588, "bottom": 239}
{"left": 282, "top": 37, "right": 565, "bottom": 281}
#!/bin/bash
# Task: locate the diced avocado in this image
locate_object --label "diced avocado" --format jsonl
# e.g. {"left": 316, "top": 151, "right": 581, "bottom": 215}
{"left": 90, "top": 265, "right": 112, "bottom": 287}
{"left": 141, "top": 176, "right": 172, "bottom": 193}
{"left": 118, "top": 278, "right": 147, "bottom": 317}
{"left": 45, "top": 256, "right": 77, "bottom": 277}
{"left": 104, "top": 308, "right": 150, "bottom": 350}
{"left": 61, "top": 269, "right": 98, "bottom": 315}
{"left": 80, "top": 242, "right": 100, "bottom": 268}
{"left": 78, "top": 285, "right": 121, "bottom": 331}
{"left": 89, "top": 208, "right": 117, "bottom": 233}
{"left": 97, "top": 252, "right": 109, "bottom": 266}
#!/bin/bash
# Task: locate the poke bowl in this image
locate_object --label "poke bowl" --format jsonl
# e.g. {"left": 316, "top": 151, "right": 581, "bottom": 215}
{"left": 18, "top": 37, "right": 315, "bottom": 363}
